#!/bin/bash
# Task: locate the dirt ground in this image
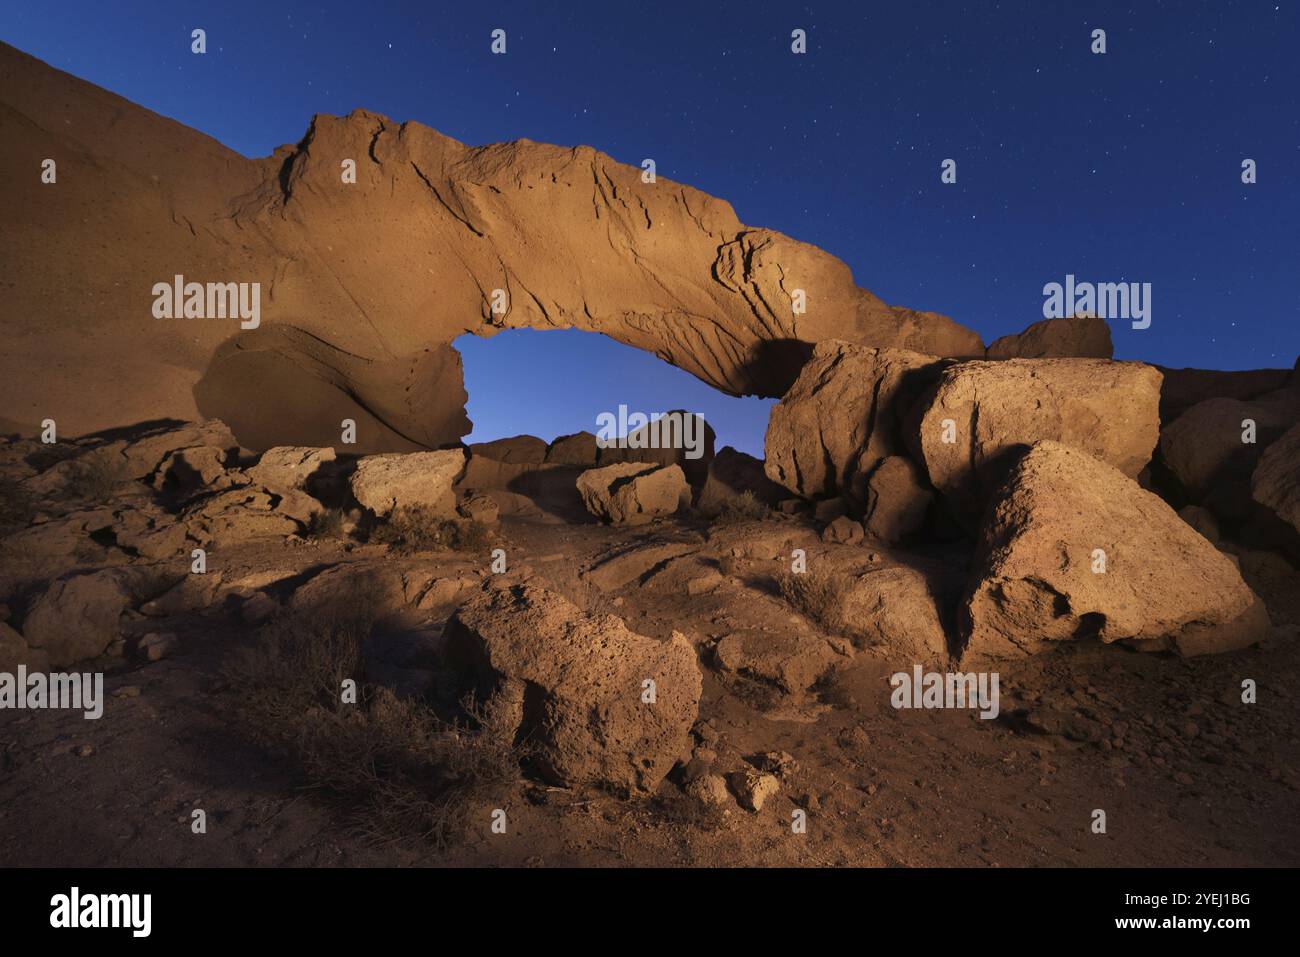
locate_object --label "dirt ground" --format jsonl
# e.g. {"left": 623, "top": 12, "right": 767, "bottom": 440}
{"left": 3, "top": 509, "right": 1297, "bottom": 868}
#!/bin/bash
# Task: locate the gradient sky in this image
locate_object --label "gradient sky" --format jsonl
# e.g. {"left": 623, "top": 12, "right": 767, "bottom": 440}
{"left": 3, "top": 1, "right": 1297, "bottom": 456}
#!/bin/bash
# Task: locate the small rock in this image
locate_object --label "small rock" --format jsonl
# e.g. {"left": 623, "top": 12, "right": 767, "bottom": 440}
{"left": 729, "top": 769, "right": 780, "bottom": 812}
{"left": 686, "top": 774, "right": 731, "bottom": 807}
{"left": 137, "top": 632, "right": 178, "bottom": 662}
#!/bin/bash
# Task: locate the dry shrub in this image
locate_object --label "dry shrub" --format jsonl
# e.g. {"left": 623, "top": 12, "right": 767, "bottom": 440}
{"left": 779, "top": 567, "right": 855, "bottom": 634}
{"left": 370, "top": 506, "right": 491, "bottom": 554}
{"left": 222, "top": 604, "right": 524, "bottom": 846}
{"left": 305, "top": 507, "right": 348, "bottom": 540}
{"left": 712, "top": 490, "right": 773, "bottom": 524}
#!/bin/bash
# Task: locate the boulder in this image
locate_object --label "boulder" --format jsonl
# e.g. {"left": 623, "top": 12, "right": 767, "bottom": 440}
{"left": 713, "top": 631, "right": 842, "bottom": 695}
{"left": 695, "top": 446, "right": 786, "bottom": 515}
{"left": 442, "top": 581, "right": 702, "bottom": 792}
{"left": 544, "top": 432, "right": 598, "bottom": 467}
{"left": 821, "top": 515, "right": 864, "bottom": 545}
{"left": 765, "top": 341, "right": 947, "bottom": 504}
{"left": 576, "top": 462, "right": 688, "bottom": 526}
{"left": 961, "top": 442, "right": 1270, "bottom": 663}
{"left": 840, "top": 565, "right": 954, "bottom": 661}
{"left": 151, "top": 445, "right": 229, "bottom": 497}
{"left": 1177, "top": 505, "right": 1221, "bottom": 545}
{"left": 1159, "top": 394, "right": 1297, "bottom": 511}
{"left": 245, "top": 445, "right": 337, "bottom": 491}
{"left": 23, "top": 566, "right": 180, "bottom": 666}
{"left": 862, "top": 456, "right": 932, "bottom": 543}
{"left": 470, "top": 435, "right": 548, "bottom": 464}
{"left": 1252, "top": 421, "right": 1300, "bottom": 535}
{"left": 985, "top": 316, "right": 1113, "bottom": 359}
{"left": 181, "top": 486, "right": 302, "bottom": 546}
{"left": 349, "top": 449, "right": 465, "bottom": 517}
{"left": 1156, "top": 366, "right": 1292, "bottom": 424}
{"left": 908, "top": 358, "right": 1162, "bottom": 527}
{"left": 0, "top": 621, "right": 50, "bottom": 672}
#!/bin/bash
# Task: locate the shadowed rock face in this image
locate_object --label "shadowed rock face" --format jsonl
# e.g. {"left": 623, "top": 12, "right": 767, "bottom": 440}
{"left": 0, "top": 41, "right": 982, "bottom": 450}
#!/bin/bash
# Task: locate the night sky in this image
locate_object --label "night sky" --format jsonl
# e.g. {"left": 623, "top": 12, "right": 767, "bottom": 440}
{"left": 3, "top": 1, "right": 1296, "bottom": 456}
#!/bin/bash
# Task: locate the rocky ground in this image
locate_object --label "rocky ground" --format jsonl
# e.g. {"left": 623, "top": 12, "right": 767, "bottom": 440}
{"left": 2, "top": 371, "right": 1298, "bottom": 866}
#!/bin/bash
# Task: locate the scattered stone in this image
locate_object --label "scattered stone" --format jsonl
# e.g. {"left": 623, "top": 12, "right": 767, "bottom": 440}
{"left": 23, "top": 567, "right": 180, "bottom": 666}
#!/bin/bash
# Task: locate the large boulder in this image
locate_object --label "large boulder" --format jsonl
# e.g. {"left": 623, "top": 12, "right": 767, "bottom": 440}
{"left": 841, "top": 564, "right": 955, "bottom": 662}
{"left": 442, "top": 581, "right": 702, "bottom": 792}
{"left": 245, "top": 445, "right": 337, "bottom": 491}
{"left": 908, "top": 358, "right": 1162, "bottom": 527}
{"left": 1252, "top": 421, "right": 1300, "bottom": 535}
{"left": 576, "top": 462, "right": 688, "bottom": 526}
{"left": 961, "top": 442, "right": 1270, "bottom": 663}
{"left": 765, "top": 341, "right": 947, "bottom": 504}
{"left": 22, "top": 566, "right": 180, "bottom": 666}
{"left": 469, "top": 435, "right": 548, "bottom": 465}
{"left": 985, "top": 316, "right": 1113, "bottom": 359}
{"left": 1156, "top": 366, "right": 1292, "bottom": 424}
{"left": 1159, "top": 391, "right": 1299, "bottom": 517}
{"left": 545, "top": 431, "right": 598, "bottom": 467}
{"left": 349, "top": 449, "right": 465, "bottom": 517}
{"left": 862, "top": 456, "right": 933, "bottom": 543}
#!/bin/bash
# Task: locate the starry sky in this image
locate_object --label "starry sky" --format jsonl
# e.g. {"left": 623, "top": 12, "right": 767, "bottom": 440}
{"left": 2, "top": 1, "right": 1297, "bottom": 457}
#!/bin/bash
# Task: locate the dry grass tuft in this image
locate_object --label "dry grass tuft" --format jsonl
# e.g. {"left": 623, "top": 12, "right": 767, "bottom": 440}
{"left": 222, "top": 604, "right": 524, "bottom": 847}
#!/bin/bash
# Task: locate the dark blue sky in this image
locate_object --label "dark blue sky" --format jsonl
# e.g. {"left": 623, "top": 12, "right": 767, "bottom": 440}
{"left": 3, "top": 1, "right": 1297, "bottom": 456}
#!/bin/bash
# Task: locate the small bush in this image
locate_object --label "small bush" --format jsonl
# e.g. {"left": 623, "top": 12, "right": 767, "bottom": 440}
{"left": 713, "top": 490, "right": 773, "bottom": 524}
{"left": 305, "top": 507, "right": 348, "bottom": 540}
{"left": 222, "top": 604, "right": 525, "bottom": 847}
{"left": 370, "top": 507, "right": 491, "bottom": 554}
{"left": 779, "top": 567, "right": 855, "bottom": 634}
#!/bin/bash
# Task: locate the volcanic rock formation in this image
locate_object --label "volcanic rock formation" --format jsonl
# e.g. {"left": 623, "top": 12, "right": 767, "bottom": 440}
{"left": 0, "top": 41, "right": 982, "bottom": 450}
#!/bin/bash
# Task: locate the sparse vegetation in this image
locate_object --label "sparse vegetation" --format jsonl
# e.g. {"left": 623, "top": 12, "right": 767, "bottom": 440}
{"left": 778, "top": 567, "right": 855, "bottom": 634}
{"left": 370, "top": 506, "right": 492, "bottom": 554}
{"left": 710, "top": 491, "right": 773, "bottom": 524}
{"left": 305, "top": 507, "right": 348, "bottom": 540}
{"left": 222, "top": 604, "right": 525, "bottom": 846}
